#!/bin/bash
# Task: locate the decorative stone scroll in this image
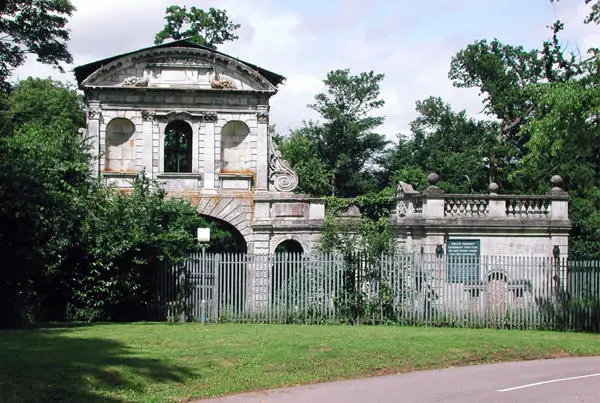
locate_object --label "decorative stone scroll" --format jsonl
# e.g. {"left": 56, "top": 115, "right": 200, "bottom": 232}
{"left": 268, "top": 135, "right": 298, "bottom": 192}
{"left": 122, "top": 76, "right": 149, "bottom": 87}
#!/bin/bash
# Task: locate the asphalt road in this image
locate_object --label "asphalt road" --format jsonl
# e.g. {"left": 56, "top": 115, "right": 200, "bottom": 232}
{"left": 202, "top": 356, "right": 600, "bottom": 402}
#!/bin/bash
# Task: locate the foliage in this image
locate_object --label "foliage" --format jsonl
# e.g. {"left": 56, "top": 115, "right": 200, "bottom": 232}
{"left": 0, "top": 120, "right": 92, "bottom": 326}
{"left": 0, "top": 0, "right": 74, "bottom": 88}
{"left": 280, "top": 69, "right": 388, "bottom": 197}
{"left": 154, "top": 5, "right": 240, "bottom": 49}
{"left": 6, "top": 77, "right": 84, "bottom": 132}
{"left": 383, "top": 97, "right": 514, "bottom": 192}
{"left": 164, "top": 122, "right": 192, "bottom": 173}
{"left": 276, "top": 127, "right": 333, "bottom": 196}
{"left": 69, "top": 176, "right": 206, "bottom": 322}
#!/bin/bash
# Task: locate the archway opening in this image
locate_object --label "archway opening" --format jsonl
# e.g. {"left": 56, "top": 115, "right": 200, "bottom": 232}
{"left": 164, "top": 120, "right": 192, "bottom": 173}
{"left": 275, "top": 239, "right": 304, "bottom": 254}
{"left": 272, "top": 240, "right": 304, "bottom": 309}
{"left": 198, "top": 215, "right": 247, "bottom": 316}
{"left": 198, "top": 215, "right": 247, "bottom": 254}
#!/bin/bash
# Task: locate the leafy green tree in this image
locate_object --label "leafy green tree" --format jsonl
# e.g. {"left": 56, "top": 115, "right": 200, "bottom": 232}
{"left": 6, "top": 77, "right": 84, "bottom": 132}
{"left": 449, "top": 24, "right": 579, "bottom": 145}
{"left": 0, "top": 0, "right": 75, "bottom": 88}
{"left": 383, "top": 97, "right": 508, "bottom": 193}
{"left": 280, "top": 69, "right": 388, "bottom": 197}
{"left": 276, "top": 126, "right": 333, "bottom": 196}
{"left": 69, "top": 176, "right": 206, "bottom": 321}
{"left": 154, "top": 6, "right": 240, "bottom": 49}
{"left": 0, "top": 121, "right": 92, "bottom": 326}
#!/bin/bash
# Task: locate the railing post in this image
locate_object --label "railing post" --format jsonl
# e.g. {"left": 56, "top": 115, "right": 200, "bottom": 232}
{"left": 487, "top": 183, "right": 505, "bottom": 217}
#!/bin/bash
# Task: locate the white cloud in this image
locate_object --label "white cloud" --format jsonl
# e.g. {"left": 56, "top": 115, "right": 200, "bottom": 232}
{"left": 11, "top": 0, "right": 600, "bottom": 140}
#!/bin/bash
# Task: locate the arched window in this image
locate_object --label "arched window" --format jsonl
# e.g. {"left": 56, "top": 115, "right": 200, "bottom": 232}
{"left": 220, "top": 120, "right": 250, "bottom": 172}
{"left": 164, "top": 120, "right": 193, "bottom": 173}
{"left": 106, "top": 118, "right": 135, "bottom": 171}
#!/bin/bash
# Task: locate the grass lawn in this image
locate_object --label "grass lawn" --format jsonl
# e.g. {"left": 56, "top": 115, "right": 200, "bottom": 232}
{"left": 1, "top": 323, "right": 600, "bottom": 402}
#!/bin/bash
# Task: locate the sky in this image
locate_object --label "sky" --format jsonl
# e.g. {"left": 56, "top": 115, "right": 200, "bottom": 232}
{"left": 12, "top": 0, "right": 600, "bottom": 140}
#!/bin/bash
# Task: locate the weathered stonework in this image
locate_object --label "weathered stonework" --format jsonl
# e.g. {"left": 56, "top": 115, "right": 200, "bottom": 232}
{"left": 75, "top": 40, "right": 325, "bottom": 254}
{"left": 76, "top": 40, "right": 570, "bottom": 263}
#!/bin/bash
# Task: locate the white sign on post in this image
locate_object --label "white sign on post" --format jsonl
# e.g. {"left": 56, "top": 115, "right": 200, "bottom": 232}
{"left": 197, "top": 227, "right": 210, "bottom": 243}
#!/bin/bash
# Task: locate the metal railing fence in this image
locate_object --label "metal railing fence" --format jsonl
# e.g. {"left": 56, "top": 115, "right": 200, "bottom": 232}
{"left": 156, "top": 252, "right": 600, "bottom": 331}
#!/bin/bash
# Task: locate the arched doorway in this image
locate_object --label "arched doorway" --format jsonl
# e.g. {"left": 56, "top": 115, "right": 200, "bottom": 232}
{"left": 164, "top": 120, "right": 193, "bottom": 173}
{"left": 197, "top": 216, "right": 247, "bottom": 319}
{"left": 275, "top": 239, "right": 304, "bottom": 254}
{"left": 199, "top": 215, "right": 247, "bottom": 254}
{"left": 272, "top": 239, "right": 304, "bottom": 312}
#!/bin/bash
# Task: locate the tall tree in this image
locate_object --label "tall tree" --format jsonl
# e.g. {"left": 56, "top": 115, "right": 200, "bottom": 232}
{"left": 0, "top": 0, "right": 75, "bottom": 88}
{"left": 6, "top": 77, "right": 84, "bottom": 132}
{"left": 448, "top": 24, "right": 579, "bottom": 145}
{"left": 383, "top": 97, "right": 508, "bottom": 193}
{"left": 280, "top": 69, "right": 388, "bottom": 197}
{"left": 154, "top": 6, "right": 240, "bottom": 49}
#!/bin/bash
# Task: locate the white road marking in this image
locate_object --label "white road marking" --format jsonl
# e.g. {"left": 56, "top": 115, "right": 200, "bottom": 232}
{"left": 498, "top": 373, "right": 600, "bottom": 392}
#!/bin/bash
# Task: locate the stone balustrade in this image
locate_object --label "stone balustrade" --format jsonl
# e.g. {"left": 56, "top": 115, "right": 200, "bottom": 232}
{"left": 396, "top": 174, "right": 569, "bottom": 221}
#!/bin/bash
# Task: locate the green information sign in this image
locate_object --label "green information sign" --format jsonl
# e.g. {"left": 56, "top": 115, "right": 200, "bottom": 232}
{"left": 447, "top": 239, "right": 480, "bottom": 283}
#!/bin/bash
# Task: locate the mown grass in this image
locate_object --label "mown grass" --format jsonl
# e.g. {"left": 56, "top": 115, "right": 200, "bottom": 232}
{"left": 1, "top": 323, "right": 599, "bottom": 402}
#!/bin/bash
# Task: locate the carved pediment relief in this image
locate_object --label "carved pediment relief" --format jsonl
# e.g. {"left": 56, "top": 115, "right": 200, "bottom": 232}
{"left": 81, "top": 48, "right": 277, "bottom": 92}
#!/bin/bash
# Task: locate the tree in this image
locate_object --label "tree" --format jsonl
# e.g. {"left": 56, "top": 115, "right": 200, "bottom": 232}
{"left": 69, "top": 176, "right": 206, "bottom": 321}
{"left": 0, "top": 0, "right": 75, "bottom": 88}
{"left": 383, "top": 97, "right": 508, "bottom": 193}
{"left": 276, "top": 126, "right": 333, "bottom": 196}
{"left": 280, "top": 69, "right": 388, "bottom": 197}
{"left": 448, "top": 24, "right": 579, "bottom": 145}
{"left": 0, "top": 121, "right": 92, "bottom": 326}
{"left": 6, "top": 77, "right": 84, "bottom": 132}
{"left": 154, "top": 6, "right": 240, "bottom": 49}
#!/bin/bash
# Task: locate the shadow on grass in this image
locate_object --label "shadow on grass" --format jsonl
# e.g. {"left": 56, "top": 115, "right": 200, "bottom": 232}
{"left": 0, "top": 325, "right": 193, "bottom": 402}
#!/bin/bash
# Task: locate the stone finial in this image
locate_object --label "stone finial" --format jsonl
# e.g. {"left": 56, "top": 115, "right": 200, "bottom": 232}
{"left": 428, "top": 172, "right": 440, "bottom": 186}
{"left": 551, "top": 175, "right": 564, "bottom": 189}
{"left": 547, "top": 175, "right": 567, "bottom": 196}
{"left": 423, "top": 172, "right": 444, "bottom": 195}
{"left": 489, "top": 182, "right": 500, "bottom": 194}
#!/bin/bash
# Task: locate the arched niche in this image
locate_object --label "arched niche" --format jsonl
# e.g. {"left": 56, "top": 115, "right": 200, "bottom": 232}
{"left": 275, "top": 239, "right": 304, "bottom": 254}
{"left": 164, "top": 120, "right": 193, "bottom": 173}
{"left": 272, "top": 239, "right": 304, "bottom": 307}
{"left": 220, "top": 120, "right": 250, "bottom": 172}
{"left": 105, "top": 118, "right": 136, "bottom": 171}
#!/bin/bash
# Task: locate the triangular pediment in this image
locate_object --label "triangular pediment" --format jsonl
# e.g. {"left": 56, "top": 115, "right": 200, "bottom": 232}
{"left": 77, "top": 43, "right": 282, "bottom": 93}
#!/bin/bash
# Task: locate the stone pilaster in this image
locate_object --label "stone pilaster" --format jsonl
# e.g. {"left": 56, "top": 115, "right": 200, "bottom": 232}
{"left": 141, "top": 110, "right": 154, "bottom": 175}
{"left": 202, "top": 113, "right": 217, "bottom": 191}
{"left": 256, "top": 112, "right": 269, "bottom": 190}
{"left": 86, "top": 102, "right": 101, "bottom": 177}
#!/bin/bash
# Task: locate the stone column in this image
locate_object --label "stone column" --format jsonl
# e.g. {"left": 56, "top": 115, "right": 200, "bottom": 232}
{"left": 256, "top": 112, "right": 269, "bottom": 190}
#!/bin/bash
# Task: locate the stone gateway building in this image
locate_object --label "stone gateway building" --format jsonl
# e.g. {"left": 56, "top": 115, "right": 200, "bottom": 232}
{"left": 74, "top": 40, "right": 325, "bottom": 255}
{"left": 75, "top": 41, "right": 570, "bottom": 260}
